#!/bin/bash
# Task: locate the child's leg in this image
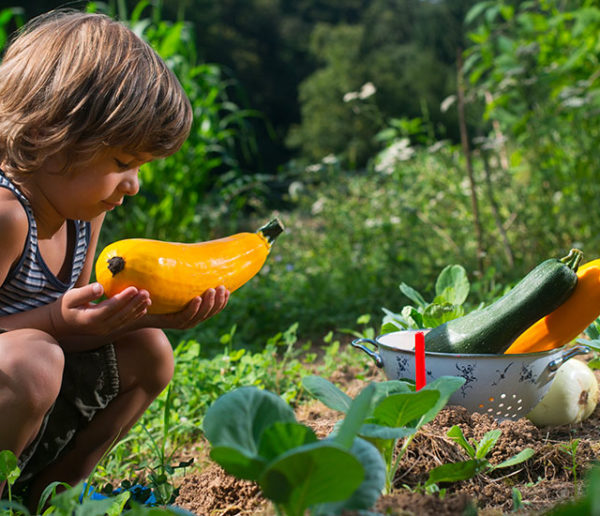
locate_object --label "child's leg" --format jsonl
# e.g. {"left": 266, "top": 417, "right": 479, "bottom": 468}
{"left": 25, "top": 328, "right": 174, "bottom": 502}
{"left": 0, "top": 329, "right": 64, "bottom": 496}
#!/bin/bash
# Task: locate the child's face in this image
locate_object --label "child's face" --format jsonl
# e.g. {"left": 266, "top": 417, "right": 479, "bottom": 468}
{"left": 38, "top": 148, "right": 154, "bottom": 221}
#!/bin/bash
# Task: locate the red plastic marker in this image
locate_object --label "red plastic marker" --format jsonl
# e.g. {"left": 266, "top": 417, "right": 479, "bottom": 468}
{"left": 415, "top": 331, "right": 426, "bottom": 390}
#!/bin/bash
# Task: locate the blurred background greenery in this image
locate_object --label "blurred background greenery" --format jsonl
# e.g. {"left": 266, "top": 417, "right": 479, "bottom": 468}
{"left": 2, "top": 0, "right": 599, "bottom": 352}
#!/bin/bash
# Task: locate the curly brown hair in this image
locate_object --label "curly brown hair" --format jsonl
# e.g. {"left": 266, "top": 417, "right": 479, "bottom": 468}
{"left": 0, "top": 9, "right": 192, "bottom": 177}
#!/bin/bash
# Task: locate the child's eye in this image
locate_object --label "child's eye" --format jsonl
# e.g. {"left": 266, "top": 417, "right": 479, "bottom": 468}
{"left": 115, "top": 159, "right": 130, "bottom": 170}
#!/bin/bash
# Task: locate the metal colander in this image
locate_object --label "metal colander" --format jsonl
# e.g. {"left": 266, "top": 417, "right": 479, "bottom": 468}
{"left": 352, "top": 329, "right": 590, "bottom": 421}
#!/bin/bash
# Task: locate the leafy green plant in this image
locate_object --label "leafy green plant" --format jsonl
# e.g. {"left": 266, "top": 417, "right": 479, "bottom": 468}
{"left": 99, "top": 324, "right": 369, "bottom": 483}
{"left": 135, "top": 386, "right": 193, "bottom": 505}
{"left": 202, "top": 385, "right": 386, "bottom": 516}
{"left": 578, "top": 317, "right": 600, "bottom": 370}
{"left": 560, "top": 438, "right": 581, "bottom": 495}
{"left": 0, "top": 7, "right": 24, "bottom": 52}
{"left": 465, "top": 0, "right": 600, "bottom": 257}
{"left": 381, "top": 264, "right": 472, "bottom": 332}
{"left": 425, "top": 425, "right": 534, "bottom": 488}
{"left": 0, "top": 449, "right": 189, "bottom": 516}
{"left": 338, "top": 314, "right": 377, "bottom": 341}
{"left": 0, "top": 450, "right": 26, "bottom": 515}
{"left": 302, "top": 375, "right": 465, "bottom": 493}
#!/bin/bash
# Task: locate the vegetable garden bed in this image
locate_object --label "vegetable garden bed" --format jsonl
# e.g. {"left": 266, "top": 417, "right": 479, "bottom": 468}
{"left": 172, "top": 362, "right": 600, "bottom": 515}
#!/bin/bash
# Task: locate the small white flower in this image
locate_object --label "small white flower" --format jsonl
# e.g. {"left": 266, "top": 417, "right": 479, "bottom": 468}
{"left": 322, "top": 154, "right": 338, "bottom": 165}
{"left": 343, "top": 91, "right": 359, "bottom": 102}
{"left": 427, "top": 140, "right": 446, "bottom": 153}
{"left": 288, "top": 181, "right": 304, "bottom": 199}
{"left": 359, "top": 82, "right": 376, "bottom": 99}
{"left": 374, "top": 138, "right": 415, "bottom": 173}
{"left": 440, "top": 95, "right": 456, "bottom": 113}
{"left": 553, "top": 190, "right": 563, "bottom": 203}
{"left": 311, "top": 198, "right": 325, "bottom": 214}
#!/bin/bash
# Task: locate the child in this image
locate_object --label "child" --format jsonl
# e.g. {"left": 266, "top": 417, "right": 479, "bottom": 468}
{"left": 0, "top": 9, "right": 230, "bottom": 504}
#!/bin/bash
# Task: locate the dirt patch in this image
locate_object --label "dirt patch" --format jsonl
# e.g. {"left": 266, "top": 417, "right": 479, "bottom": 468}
{"left": 173, "top": 365, "right": 600, "bottom": 515}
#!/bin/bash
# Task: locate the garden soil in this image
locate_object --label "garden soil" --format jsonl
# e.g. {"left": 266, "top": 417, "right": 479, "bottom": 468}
{"left": 173, "top": 360, "right": 600, "bottom": 515}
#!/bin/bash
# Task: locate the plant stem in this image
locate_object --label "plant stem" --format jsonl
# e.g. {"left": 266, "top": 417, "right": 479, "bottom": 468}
{"left": 389, "top": 432, "right": 417, "bottom": 488}
{"left": 258, "top": 218, "right": 285, "bottom": 244}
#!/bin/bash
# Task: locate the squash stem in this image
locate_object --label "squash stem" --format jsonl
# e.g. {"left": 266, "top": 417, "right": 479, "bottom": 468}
{"left": 258, "top": 218, "right": 285, "bottom": 244}
{"left": 107, "top": 256, "right": 126, "bottom": 277}
{"left": 561, "top": 248, "right": 583, "bottom": 271}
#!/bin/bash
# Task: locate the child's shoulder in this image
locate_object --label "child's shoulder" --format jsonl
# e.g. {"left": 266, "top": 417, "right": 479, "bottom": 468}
{"left": 0, "top": 187, "right": 29, "bottom": 244}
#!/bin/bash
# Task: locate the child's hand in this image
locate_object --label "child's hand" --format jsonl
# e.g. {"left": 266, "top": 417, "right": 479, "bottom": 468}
{"left": 50, "top": 283, "right": 151, "bottom": 336}
{"left": 143, "top": 285, "right": 230, "bottom": 330}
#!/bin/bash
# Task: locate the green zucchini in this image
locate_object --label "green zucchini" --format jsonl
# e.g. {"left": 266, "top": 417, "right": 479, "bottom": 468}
{"left": 424, "top": 249, "right": 583, "bottom": 354}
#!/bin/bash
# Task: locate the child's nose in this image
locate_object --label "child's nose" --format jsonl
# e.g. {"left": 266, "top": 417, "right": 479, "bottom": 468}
{"left": 119, "top": 168, "right": 140, "bottom": 196}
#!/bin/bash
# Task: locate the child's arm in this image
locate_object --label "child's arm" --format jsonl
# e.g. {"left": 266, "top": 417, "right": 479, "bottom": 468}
{"left": 0, "top": 189, "right": 29, "bottom": 289}
{"left": 0, "top": 213, "right": 151, "bottom": 350}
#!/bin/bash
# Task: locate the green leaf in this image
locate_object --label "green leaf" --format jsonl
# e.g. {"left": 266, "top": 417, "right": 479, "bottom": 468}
{"left": 158, "top": 22, "right": 184, "bottom": 58}
{"left": 512, "top": 487, "right": 524, "bottom": 511}
{"left": 335, "top": 384, "right": 376, "bottom": 449}
{"left": 491, "top": 448, "right": 535, "bottom": 470}
{"left": 209, "top": 446, "right": 267, "bottom": 480}
{"left": 371, "top": 380, "right": 414, "bottom": 408}
{"left": 587, "top": 357, "right": 600, "bottom": 370}
{"left": 312, "top": 438, "right": 386, "bottom": 514}
{"left": 302, "top": 375, "right": 353, "bottom": 413}
{"left": 358, "top": 423, "right": 416, "bottom": 440}
{"left": 357, "top": 314, "right": 371, "bottom": 325}
{"left": 447, "top": 425, "right": 475, "bottom": 458}
{"left": 371, "top": 389, "right": 440, "bottom": 429}
{"left": 0, "top": 500, "right": 30, "bottom": 514}
{"left": 418, "top": 376, "right": 466, "bottom": 426}
{"left": 402, "top": 306, "right": 425, "bottom": 328}
{"left": 475, "top": 429, "right": 501, "bottom": 459}
{"left": 0, "top": 450, "right": 20, "bottom": 485}
{"left": 381, "top": 320, "right": 407, "bottom": 333}
{"left": 259, "top": 441, "right": 364, "bottom": 512}
{"left": 399, "top": 283, "right": 428, "bottom": 308}
{"left": 203, "top": 386, "right": 296, "bottom": 457}
{"left": 426, "top": 459, "right": 488, "bottom": 486}
{"left": 258, "top": 422, "right": 318, "bottom": 462}
{"left": 422, "top": 302, "right": 464, "bottom": 328}
{"left": 435, "top": 265, "right": 470, "bottom": 305}
{"left": 465, "top": 1, "right": 496, "bottom": 25}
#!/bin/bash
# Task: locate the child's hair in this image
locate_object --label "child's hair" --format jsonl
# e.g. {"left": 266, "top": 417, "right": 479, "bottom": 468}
{"left": 0, "top": 9, "right": 192, "bottom": 176}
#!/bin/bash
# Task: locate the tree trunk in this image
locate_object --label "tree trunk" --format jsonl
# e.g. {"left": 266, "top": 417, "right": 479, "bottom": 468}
{"left": 456, "top": 48, "right": 485, "bottom": 276}
{"left": 481, "top": 151, "right": 515, "bottom": 268}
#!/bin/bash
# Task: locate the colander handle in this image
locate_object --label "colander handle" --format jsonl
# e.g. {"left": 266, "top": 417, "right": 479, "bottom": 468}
{"left": 351, "top": 338, "right": 383, "bottom": 368}
{"left": 547, "top": 344, "right": 591, "bottom": 372}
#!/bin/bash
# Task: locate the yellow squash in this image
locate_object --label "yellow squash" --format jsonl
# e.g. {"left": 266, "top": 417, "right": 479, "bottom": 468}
{"left": 505, "top": 258, "right": 600, "bottom": 354}
{"left": 95, "top": 218, "right": 284, "bottom": 314}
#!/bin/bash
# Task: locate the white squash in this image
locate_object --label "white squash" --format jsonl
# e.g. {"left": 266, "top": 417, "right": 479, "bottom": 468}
{"left": 527, "top": 359, "right": 599, "bottom": 427}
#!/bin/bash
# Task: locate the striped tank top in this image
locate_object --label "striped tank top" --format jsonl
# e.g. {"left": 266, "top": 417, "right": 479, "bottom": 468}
{"left": 0, "top": 171, "right": 91, "bottom": 315}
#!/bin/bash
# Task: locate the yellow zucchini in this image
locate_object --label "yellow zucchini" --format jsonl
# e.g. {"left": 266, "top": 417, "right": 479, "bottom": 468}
{"left": 95, "top": 218, "right": 284, "bottom": 314}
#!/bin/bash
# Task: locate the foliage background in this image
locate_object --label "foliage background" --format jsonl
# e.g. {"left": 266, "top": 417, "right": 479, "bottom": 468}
{"left": 2, "top": 0, "right": 600, "bottom": 351}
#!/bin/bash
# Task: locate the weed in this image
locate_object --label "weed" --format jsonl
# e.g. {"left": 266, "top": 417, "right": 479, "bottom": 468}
{"left": 425, "top": 425, "right": 534, "bottom": 488}
{"left": 302, "top": 375, "right": 465, "bottom": 493}
{"left": 560, "top": 438, "right": 581, "bottom": 495}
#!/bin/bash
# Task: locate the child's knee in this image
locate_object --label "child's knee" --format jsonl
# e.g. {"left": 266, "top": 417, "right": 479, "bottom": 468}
{"left": 118, "top": 329, "right": 174, "bottom": 395}
{"left": 144, "top": 330, "right": 174, "bottom": 392}
{"left": 7, "top": 329, "right": 64, "bottom": 414}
